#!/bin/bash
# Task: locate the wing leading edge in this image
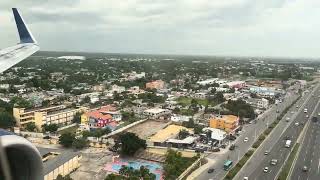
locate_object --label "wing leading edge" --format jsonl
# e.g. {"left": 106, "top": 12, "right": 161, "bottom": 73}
{"left": 0, "top": 8, "right": 39, "bottom": 73}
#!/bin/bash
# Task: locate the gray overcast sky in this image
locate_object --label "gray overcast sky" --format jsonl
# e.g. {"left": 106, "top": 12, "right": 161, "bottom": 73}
{"left": 1, "top": 0, "right": 320, "bottom": 58}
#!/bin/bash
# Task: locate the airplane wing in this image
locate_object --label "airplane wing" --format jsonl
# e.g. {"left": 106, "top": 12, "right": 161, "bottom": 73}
{"left": 0, "top": 8, "right": 40, "bottom": 73}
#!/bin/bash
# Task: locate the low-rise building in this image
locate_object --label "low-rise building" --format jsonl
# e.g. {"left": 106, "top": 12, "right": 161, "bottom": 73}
{"left": 171, "top": 114, "right": 192, "bottom": 123}
{"left": 143, "top": 108, "right": 171, "bottom": 119}
{"left": 111, "top": 84, "right": 126, "bottom": 93}
{"left": 209, "top": 115, "right": 240, "bottom": 135}
{"left": 148, "top": 124, "right": 192, "bottom": 146}
{"left": 146, "top": 80, "right": 165, "bottom": 90}
{"left": 226, "top": 81, "right": 246, "bottom": 89}
{"left": 39, "top": 147, "right": 81, "bottom": 180}
{"left": 191, "top": 92, "right": 207, "bottom": 99}
{"left": 81, "top": 105, "right": 120, "bottom": 130}
{"left": 196, "top": 78, "right": 219, "bottom": 86}
{"left": 203, "top": 127, "right": 227, "bottom": 146}
{"left": 246, "top": 98, "right": 269, "bottom": 109}
{"left": 13, "top": 105, "right": 87, "bottom": 129}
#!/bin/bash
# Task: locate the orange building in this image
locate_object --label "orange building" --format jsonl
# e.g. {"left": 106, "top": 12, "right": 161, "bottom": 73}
{"left": 209, "top": 115, "right": 239, "bottom": 134}
{"left": 146, "top": 80, "right": 165, "bottom": 90}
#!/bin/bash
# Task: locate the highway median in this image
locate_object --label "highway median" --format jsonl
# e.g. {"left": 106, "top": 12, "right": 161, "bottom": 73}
{"left": 277, "top": 143, "right": 300, "bottom": 180}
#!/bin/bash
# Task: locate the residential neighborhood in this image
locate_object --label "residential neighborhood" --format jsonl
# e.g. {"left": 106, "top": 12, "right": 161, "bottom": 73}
{"left": 0, "top": 52, "right": 318, "bottom": 180}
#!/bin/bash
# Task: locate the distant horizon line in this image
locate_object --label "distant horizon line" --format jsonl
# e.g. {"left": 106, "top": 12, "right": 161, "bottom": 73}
{"left": 35, "top": 50, "right": 320, "bottom": 60}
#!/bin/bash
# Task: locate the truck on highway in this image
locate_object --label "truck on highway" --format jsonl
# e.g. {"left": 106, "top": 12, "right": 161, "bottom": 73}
{"left": 304, "top": 108, "right": 308, "bottom": 113}
{"left": 285, "top": 140, "right": 291, "bottom": 148}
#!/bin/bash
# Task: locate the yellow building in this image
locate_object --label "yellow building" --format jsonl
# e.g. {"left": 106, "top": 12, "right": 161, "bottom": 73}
{"left": 38, "top": 147, "right": 81, "bottom": 180}
{"left": 209, "top": 115, "right": 239, "bottom": 134}
{"left": 13, "top": 105, "right": 87, "bottom": 129}
{"left": 148, "top": 124, "right": 192, "bottom": 146}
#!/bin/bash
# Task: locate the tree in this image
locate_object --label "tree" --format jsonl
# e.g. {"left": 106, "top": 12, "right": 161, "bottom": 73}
{"left": 25, "top": 122, "right": 37, "bottom": 132}
{"left": 72, "top": 112, "right": 83, "bottom": 124}
{"left": 224, "top": 99, "right": 255, "bottom": 119}
{"left": 0, "top": 112, "right": 15, "bottom": 129}
{"left": 119, "top": 132, "right": 147, "bottom": 156}
{"left": 178, "top": 129, "right": 189, "bottom": 139}
{"left": 59, "top": 132, "right": 75, "bottom": 148}
{"left": 42, "top": 124, "right": 59, "bottom": 133}
{"left": 82, "top": 128, "right": 111, "bottom": 138}
{"left": 250, "top": 93, "right": 258, "bottom": 98}
{"left": 10, "top": 97, "right": 32, "bottom": 109}
{"left": 56, "top": 174, "right": 73, "bottom": 180}
{"left": 121, "top": 111, "right": 136, "bottom": 123}
{"left": 213, "top": 92, "right": 225, "bottom": 103}
{"left": 182, "top": 119, "right": 195, "bottom": 128}
{"left": 212, "top": 82, "right": 220, "bottom": 87}
{"left": 82, "top": 96, "right": 90, "bottom": 104}
{"left": 105, "top": 174, "right": 125, "bottom": 180}
{"left": 229, "top": 88, "right": 235, "bottom": 93}
{"left": 172, "top": 107, "right": 180, "bottom": 114}
{"left": 164, "top": 149, "right": 198, "bottom": 180}
{"left": 105, "top": 165, "right": 156, "bottom": 180}
{"left": 210, "top": 88, "right": 216, "bottom": 94}
{"left": 72, "top": 137, "right": 88, "bottom": 149}
{"left": 41, "top": 100, "right": 51, "bottom": 107}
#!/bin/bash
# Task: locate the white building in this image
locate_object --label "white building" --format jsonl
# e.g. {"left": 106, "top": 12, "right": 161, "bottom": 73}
{"left": 0, "top": 84, "right": 9, "bottom": 90}
{"left": 196, "top": 78, "right": 219, "bottom": 86}
{"left": 171, "top": 114, "right": 191, "bottom": 123}
{"left": 203, "top": 127, "right": 227, "bottom": 146}
{"left": 111, "top": 84, "right": 126, "bottom": 93}
{"left": 143, "top": 108, "right": 171, "bottom": 119}
{"left": 246, "top": 98, "right": 269, "bottom": 109}
{"left": 191, "top": 92, "right": 207, "bottom": 99}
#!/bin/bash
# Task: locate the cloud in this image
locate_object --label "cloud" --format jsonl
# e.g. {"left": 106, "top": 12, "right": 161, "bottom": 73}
{"left": 0, "top": 0, "right": 319, "bottom": 57}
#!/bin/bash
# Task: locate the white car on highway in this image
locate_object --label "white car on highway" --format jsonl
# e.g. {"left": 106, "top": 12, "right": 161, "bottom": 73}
{"left": 244, "top": 137, "right": 249, "bottom": 142}
{"left": 263, "top": 167, "right": 269, "bottom": 173}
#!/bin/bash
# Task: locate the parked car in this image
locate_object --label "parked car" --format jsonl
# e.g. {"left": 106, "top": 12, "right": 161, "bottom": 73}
{"left": 208, "top": 168, "right": 215, "bottom": 173}
{"left": 212, "top": 148, "right": 220, "bottom": 152}
{"left": 264, "top": 151, "right": 269, "bottom": 155}
{"left": 229, "top": 144, "right": 236, "bottom": 151}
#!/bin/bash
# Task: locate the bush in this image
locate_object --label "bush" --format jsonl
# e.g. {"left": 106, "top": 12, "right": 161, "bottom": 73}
{"left": 258, "top": 135, "right": 266, "bottom": 141}
{"left": 59, "top": 132, "right": 75, "bottom": 148}
{"left": 264, "top": 128, "right": 272, "bottom": 135}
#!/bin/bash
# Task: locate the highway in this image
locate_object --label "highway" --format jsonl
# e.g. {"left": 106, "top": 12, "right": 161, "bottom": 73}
{"left": 196, "top": 85, "right": 303, "bottom": 180}
{"left": 289, "top": 100, "right": 320, "bottom": 180}
{"left": 236, "top": 83, "right": 320, "bottom": 180}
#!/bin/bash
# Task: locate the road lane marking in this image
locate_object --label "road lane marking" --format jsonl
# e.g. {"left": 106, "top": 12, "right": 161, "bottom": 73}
{"left": 318, "top": 158, "right": 320, "bottom": 174}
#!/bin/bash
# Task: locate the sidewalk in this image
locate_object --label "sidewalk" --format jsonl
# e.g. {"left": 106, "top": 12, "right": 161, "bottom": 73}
{"left": 187, "top": 158, "right": 215, "bottom": 180}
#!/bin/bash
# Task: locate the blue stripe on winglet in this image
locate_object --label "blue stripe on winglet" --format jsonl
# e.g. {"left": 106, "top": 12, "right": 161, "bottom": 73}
{"left": 12, "top": 8, "right": 35, "bottom": 43}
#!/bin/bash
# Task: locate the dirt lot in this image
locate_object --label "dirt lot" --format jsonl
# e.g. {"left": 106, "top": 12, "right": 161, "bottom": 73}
{"left": 70, "top": 148, "right": 114, "bottom": 180}
{"left": 125, "top": 120, "right": 170, "bottom": 139}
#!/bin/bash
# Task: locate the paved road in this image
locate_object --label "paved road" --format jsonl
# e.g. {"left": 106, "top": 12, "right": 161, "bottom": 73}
{"left": 239, "top": 84, "right": 320, "bottom": 180}
{"left": 290, "top": 102, "right": 320, "bottom": 180}
{"left": 196, "top": 85, "right": 302, "bottom": 180}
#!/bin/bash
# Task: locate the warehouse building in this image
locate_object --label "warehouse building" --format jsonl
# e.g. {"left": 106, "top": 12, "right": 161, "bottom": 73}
{"left": 38, "top": 147, "right": 81, "bottom": 180}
